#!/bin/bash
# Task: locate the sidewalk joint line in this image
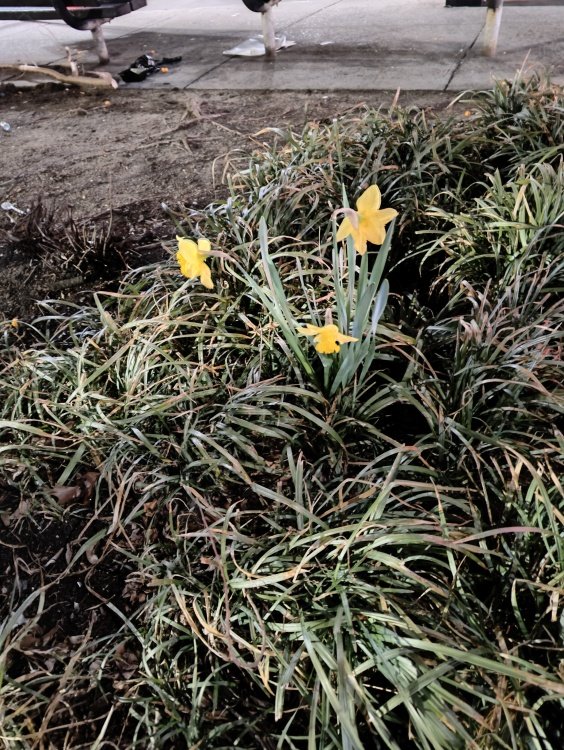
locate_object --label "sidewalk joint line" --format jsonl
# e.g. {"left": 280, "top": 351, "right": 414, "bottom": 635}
{"left": 282, "top": 0, "right": 344, "bottom": 31}
{"left": 184, "top": 57, "right": 231, "bottom": 88}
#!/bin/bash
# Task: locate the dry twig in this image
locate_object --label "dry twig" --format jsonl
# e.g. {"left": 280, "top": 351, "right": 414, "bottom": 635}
{"left": 0, "top": 63, "right": 118, "bottom": 89}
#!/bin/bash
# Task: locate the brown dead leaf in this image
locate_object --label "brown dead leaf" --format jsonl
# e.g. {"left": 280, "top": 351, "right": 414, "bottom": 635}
{"left": 114, "top": 641, "right": 139, "bottom": 680}
{"left": 18, "top": 632, "right": 41, "bottom": 651}
{"left": 51, "top": 471, "right": 100, "bottom": 507}
{"left": 51, "top": 485, "right": 80, "bottom": 506}
{"left": 143, "top": 499, "right": 158, "bottom": 517}
{"left": 122, "top": 576, "right": 147, "bottom": 605}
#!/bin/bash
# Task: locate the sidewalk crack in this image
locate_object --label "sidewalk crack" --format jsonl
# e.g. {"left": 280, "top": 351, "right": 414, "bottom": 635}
{"left": 444, "top": 22, "right": 484, "bottom": 91}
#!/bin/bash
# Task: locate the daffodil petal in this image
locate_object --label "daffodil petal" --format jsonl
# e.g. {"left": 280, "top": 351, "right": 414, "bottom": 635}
{"left": 362, "top": 219, "right": 387, "bottom": 246}
{"left": 176, "top": 251, "right": 190, "bottom": 277}
{"left": 176, "top": 251, "right": 198, "bottom": 279}
{"left": 356, "top": 184, "right": 381, "bottom": 214}
{"left": 199, "top": 262, "right": 213, "bottom": 289}
{"left": 351, "top": 227, "right": 368, "bottom": 255}
{"left": 337, "top": 214, "right": 369, "bottom": 254}
{"left": 362, "top": 209, "right": 398, "bottom": 246}
{"left": 177, "top": 237, "right": 196, "bottom": 254}
{"left": 376, "top": 207, "right": 398, "bottom": 225}
{"left": 297, "top": 324, "right": 323, "bottom": 336}
{"left": 335, "top": 332, "right": 359, "bottom": 344}
{"left": 336, "top": 216, "right": 354, "bottom": 242}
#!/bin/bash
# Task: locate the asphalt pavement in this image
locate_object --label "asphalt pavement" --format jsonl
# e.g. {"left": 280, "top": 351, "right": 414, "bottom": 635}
{"left": 0, "top": 0, "right": 563, "bottom": 91}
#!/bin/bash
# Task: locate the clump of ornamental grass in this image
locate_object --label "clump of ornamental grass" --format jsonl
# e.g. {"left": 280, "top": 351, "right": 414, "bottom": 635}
{"left": 179, "top": 72, "right": 563, "bottom": 303}
{"left": 466, "top": 72, "right": 564, "bottom": 172}
{"left": 1, "top": 74, "right": 564, "bottom": 749}
{"left": 422, "top": 161, "right": 564, "bottom": 293}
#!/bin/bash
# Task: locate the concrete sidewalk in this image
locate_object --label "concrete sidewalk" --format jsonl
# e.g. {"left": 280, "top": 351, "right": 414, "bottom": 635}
{"left": 0, "top": 0, "right": 562, "bottom": 91}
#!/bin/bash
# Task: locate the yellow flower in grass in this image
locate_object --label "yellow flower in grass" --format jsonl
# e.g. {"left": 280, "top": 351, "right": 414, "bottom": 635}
{"left": 297, "top": 323, "right": 358, "bottom": 355}
{"left": 336, "top": 184, "right": 398, "bottom": 255}
{"left": 176, "top": 236, "right": 213, "bottom": 289}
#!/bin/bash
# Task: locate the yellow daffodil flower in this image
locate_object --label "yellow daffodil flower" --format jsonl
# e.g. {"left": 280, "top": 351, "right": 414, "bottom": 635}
{"left": 336, "top": 184, "right": 398, "bottom": 255}
{"left": 176, "top": 236, "right": 214, "bottom": 289}
{"left": 297, "top": 323, "right": 358, "bottom": 355}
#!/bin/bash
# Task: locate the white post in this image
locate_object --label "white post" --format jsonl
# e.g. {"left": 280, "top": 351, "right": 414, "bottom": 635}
{"left": 483, "top": 0, "right": 504, "bottom": 57}
{"left": 91, "top": 21, "right": 110, "bottom": 65}
{"left": 261, "top": 7, "right": 276, "bottom": 57}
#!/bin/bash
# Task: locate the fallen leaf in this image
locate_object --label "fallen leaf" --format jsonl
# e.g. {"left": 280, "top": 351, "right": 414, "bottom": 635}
{"left": 51, "top": 471, "right": 100, "bottom": 506}
{"left": 143, "top": 499, "right": 158, "bottom": 516}
{"left": 51, "top": 485, "right": 81, "bottom": 506}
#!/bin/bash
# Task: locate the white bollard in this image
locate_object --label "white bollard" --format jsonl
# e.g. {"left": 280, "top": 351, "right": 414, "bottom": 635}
{"left": 242, "top": 0, "right": 281, "bottom": 56}
{"left": 261, "top": 7, "right": 277, "bottom": 57}
{"left": 90, "top": 21, "right": 110, "bottom": 65}
{"left": 483, "top": 0, "right": 504, "bottom": 57}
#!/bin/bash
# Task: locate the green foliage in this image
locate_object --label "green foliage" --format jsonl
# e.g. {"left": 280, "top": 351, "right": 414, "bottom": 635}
{"left": 424, "top": 162, "right": 564, "bottom": 290}
{"left": 1, "top": 74, "right": 564, "bottom": 749}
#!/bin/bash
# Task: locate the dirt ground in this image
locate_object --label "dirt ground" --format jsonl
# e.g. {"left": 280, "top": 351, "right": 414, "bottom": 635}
{"left": 0, "top": 84, "right": 454, "bottom": 320}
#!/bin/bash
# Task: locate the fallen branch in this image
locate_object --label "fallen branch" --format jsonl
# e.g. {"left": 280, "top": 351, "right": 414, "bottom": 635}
{"left": 0, "top": 63, "right": 118, "bottom": 89}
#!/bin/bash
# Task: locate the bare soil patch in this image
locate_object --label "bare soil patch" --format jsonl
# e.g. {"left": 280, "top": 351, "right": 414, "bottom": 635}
{"left": 0, "top": 84, "right": 454, "bottom": 320}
